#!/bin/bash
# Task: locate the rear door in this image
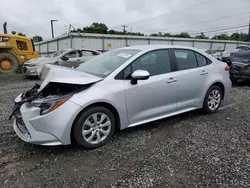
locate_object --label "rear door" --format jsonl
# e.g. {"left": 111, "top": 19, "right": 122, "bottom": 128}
{"left": 171, "top": 49, "right": 211, "bottom": 110}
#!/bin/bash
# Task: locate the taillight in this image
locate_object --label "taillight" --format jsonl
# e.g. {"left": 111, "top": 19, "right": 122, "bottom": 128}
{"left": 0, "top": 37, "right": 10, "bottom": 42}
{"left": 225, "top": 66, "right": 230, "bottom": 71}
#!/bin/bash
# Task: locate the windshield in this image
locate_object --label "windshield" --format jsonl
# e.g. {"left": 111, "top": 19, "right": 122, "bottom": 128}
{"left": 76, "top": 49, "right": 140, "bottom": 77}
{"left": 50, "top": 49, "right": 70, "bottom": 58}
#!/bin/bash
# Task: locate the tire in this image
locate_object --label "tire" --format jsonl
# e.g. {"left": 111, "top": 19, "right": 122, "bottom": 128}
{"left": 230, "top": 75, "right": 238, "bottom": 85}
{"left": 203, "top": 85, "right": 222, "bottom": 114}
{"left": 0, "top": 52, "right": 19, "bottom": 73}
{"left": 73, "top": 106, "right": 116, "bottom": 149}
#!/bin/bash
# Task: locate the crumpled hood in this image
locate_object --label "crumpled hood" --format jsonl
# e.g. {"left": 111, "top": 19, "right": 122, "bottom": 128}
{"left": 38, "top": 64, "right": 103, "bottom": 91}
{"left": 25, "top": 57, "right": 58, "bottom": 65}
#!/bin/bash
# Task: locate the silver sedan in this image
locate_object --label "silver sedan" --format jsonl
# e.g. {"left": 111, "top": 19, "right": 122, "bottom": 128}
{"left": 12, "top": 45, "right": 231, "bottom": 148}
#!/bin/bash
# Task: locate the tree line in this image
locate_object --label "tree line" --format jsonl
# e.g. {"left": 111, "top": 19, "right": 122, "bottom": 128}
{"left": 32, "top": 22, "right": 249, "bottom": 42}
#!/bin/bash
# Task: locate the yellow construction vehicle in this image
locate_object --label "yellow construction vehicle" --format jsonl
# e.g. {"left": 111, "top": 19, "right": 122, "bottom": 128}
{"left": 0, "top": 22, "right": 39, "bottom": 73}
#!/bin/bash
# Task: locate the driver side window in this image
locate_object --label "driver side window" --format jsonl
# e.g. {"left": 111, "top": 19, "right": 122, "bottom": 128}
{"left": 124, "top": 49, "right": 172, "bottom": 79}
{"left": 64, "top": 51, "right": 80, "bottom": 59}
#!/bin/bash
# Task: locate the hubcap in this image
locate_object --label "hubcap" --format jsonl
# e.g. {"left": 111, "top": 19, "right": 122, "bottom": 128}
{"left": 0, "top": 59, "right": 13, "bottom": 71}
{"left": 208, "top": 89, "right": 221, "bottom": 111}
{"left": 82, "top": 113, "right": 111, "bottom": 144}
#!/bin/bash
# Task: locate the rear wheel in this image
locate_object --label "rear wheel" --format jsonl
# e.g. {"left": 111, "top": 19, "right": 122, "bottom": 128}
{"left": 230, "top": 75, "right": 238, "bottom": 85}
{"left": 203, "top": 85, "right": 222, "bottom": 114}
{"left": 73, "top": 106, "right": 116, "bottom": 149}
{"left": 0, "top": 52, "right": 19, "bottom": 73}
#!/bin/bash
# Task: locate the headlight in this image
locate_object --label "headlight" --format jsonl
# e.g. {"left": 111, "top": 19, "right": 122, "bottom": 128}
{"left": 30, "top": 95, "right": 71, "bottom": 115}
{"left": 26, "top": 64, "right": 38, "bottom": 67}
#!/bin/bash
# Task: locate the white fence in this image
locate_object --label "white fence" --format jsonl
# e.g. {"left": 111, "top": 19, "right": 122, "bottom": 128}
{"left": 35, "top": 33, "right": 250, "bottom": 56}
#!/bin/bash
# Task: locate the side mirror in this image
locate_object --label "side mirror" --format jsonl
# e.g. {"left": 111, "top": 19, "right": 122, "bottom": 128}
{"left": 61, "top": 56, "right": 69, "bottom": 61}
{"left": 131, "top": 70, "right": 150, "bottom": 85}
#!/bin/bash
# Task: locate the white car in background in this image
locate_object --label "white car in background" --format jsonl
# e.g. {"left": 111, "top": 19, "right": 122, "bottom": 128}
{"left": 23, "top": 49, "right": 101, "bottom": 77}
{"left": 201, "top": 49, "right": 224, "bottom": 60}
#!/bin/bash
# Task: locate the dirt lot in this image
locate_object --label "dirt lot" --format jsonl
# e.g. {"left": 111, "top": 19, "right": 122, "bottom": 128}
{"left": 0, "top": 75, "right": 250, "bottom": 188}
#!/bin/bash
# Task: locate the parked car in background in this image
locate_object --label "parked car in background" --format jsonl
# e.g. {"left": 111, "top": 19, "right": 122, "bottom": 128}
{"left": 221, "top": 46, "right": 250, "bottom": 66}
{"left": 236, "top": 46, "right": 250, "bottom": 52}
{"left": 23, "top": 49, "right": 101, "bottom": 77}
{"left": 229, "top": 51, "right": 250, "bottom": 84}
{"left": 201, "top": 49, "right": 223, "bottom": 60}
{"left": 11, "top": 45, "right": 231, "bottom": 148}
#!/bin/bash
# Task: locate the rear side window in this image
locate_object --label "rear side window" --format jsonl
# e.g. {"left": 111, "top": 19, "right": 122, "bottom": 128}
{"left": 64, "top": 51, "right": 80, "bottom": 58}
{"left": 195, "top": 53, "right": 207, "bottom": 67}
{"left": 16, "top": 40, "right": 28, "bottom": 51}
{"left": 173, "top": 49, "right": 197, "bottom": 70}
{"left": 81, "top": 50, "right": 94, "bottom": 56}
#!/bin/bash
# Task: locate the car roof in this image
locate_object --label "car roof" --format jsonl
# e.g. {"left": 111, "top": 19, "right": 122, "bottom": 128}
{"left": 120, "top": 45, "right": 199, "bottom": 52}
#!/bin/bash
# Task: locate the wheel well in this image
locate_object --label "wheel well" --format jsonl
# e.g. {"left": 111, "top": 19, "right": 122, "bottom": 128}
{"left": 211, "top": 82, "right": 225, "bottom": 99}
{"left": 70, "top": 102, "right": 121, "bottom": 143}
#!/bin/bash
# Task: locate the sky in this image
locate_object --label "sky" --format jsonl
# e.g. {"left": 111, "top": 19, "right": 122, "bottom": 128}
{"left": 0, "top": 0, "right": 249, "bottom": 40}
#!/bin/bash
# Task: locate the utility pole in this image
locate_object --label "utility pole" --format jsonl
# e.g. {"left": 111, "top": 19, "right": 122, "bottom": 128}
{"left": 51, "top": 20, "right": 58, "bottom": 38}
{"left": 3, "top": 22, "right": 7, "bottom": 34}
{"left": 121, "top": 25, "right": 128, "bottom": 33}
{"left": 248, "top": 18, "right": 250, "bottom": 42}
{"left": 130, "top": 27, "right": 132, "bottom": 46}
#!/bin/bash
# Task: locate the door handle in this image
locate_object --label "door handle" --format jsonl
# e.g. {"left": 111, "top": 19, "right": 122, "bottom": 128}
{"left": 166, "top": 77, "right": 177, "bottom": 83}
{"left": 76, "top": 59, "right": 81, "bottom": 61}
{"left": 200, "top": 70, "right": 208, "bottom": 75}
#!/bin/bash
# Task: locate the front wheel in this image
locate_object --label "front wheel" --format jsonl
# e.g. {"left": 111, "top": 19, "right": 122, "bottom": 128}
{"left": 203, "top": 86, "right": 222, "bottom": 114}
{"left": 72, "top": 106, "right": 116, "bottom": 149}
{"left": 0, "top": 52, "right": 19, "bottom": 73}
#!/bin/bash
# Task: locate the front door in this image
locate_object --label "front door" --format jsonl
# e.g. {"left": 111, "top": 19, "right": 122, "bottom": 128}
{"left": 124, "top": 49, "right": 178, "bottom": 125}
{"left": 58, "top": 50, "right": 81, "bottom": 67}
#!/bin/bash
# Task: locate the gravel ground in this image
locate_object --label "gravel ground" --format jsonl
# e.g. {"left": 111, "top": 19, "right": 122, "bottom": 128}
{"left": 1, "top": 75, "right": 250, "bottom": 188}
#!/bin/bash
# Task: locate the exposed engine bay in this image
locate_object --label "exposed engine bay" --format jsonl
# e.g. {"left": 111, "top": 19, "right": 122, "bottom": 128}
{"left": 9, "top": 82, "right": 93, "bottom": 119}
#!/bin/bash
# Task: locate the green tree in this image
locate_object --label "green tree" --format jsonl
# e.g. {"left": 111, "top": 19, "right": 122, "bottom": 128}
{"left": 230, "top": 33, "right": 248, "bottom": 42}
{"left": 32, "top": 35, "right": 43, "bottom": 43}
{"left": 214, "top": 34, "right": 230, "bottom": 40}
{"left": 195, "top": 32, "right": 209, "bottom": 39}
{"left": 163, "top": 33, "right": 172, "bottom": 37}
{"left": 82, "top": 22, "right": 109, "bottom": 34}
{"left": 172, "top": 32, "right": 191, "bottom": 38}
{"left": 211, "top": 33, "right": 248, "bottom": 42}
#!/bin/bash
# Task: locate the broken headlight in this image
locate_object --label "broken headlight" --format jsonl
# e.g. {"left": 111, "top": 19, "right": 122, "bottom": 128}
{"left": 30, "top": 95, "right": 71, "bottom": 115}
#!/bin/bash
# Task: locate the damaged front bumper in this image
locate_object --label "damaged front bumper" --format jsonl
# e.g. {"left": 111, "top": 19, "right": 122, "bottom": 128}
{"left": 12, "top": 99, "right": 82, "bottom": 146}
{"left": 10, "top": 65, "right": 102, "bottom": 146}
{"left": 22, "top": 65, "right": 40, "bottom": 76}
{"left": 10, "top": 84, "right": 84, "bottom": 146}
